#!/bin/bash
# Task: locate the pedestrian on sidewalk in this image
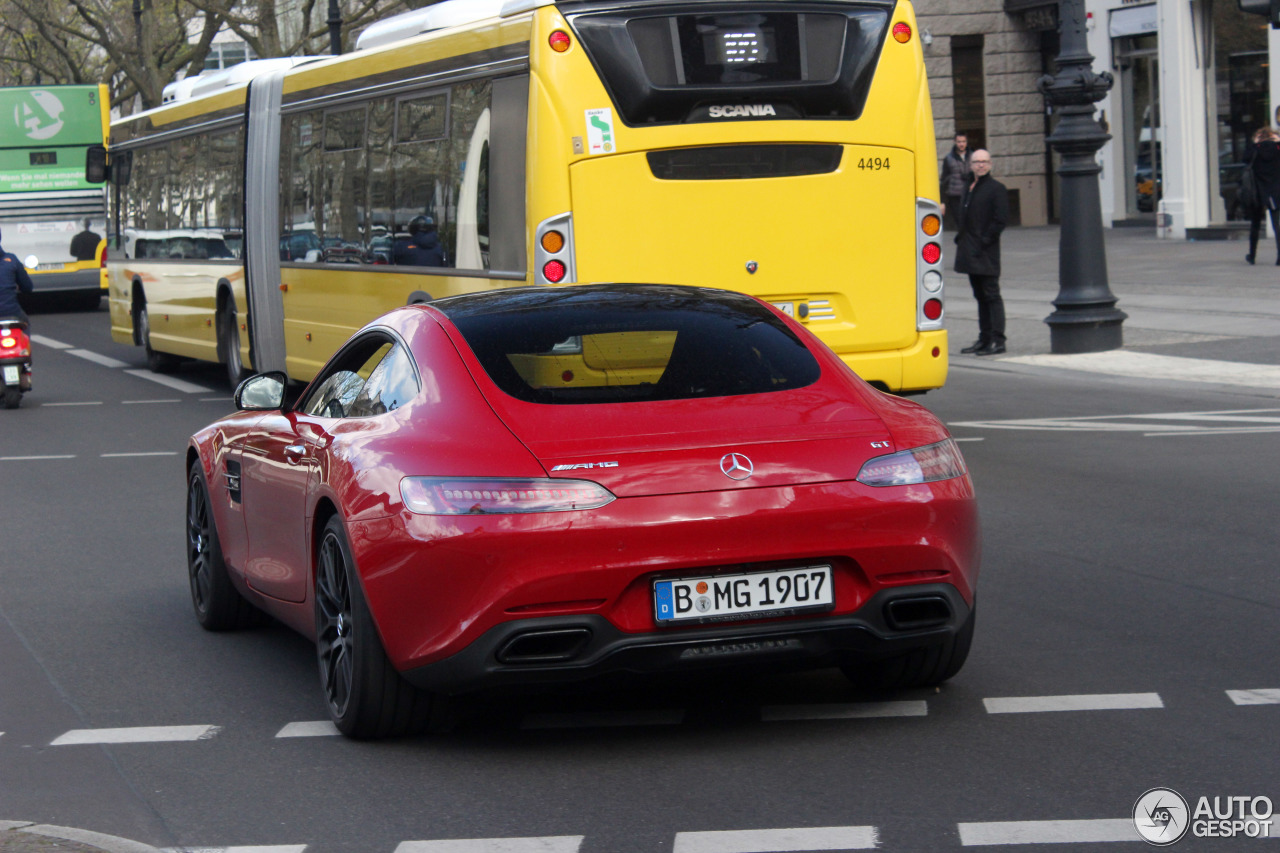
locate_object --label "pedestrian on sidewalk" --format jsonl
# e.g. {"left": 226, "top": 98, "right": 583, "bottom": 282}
{"left": 954, "top": 149, "right": 1009, "bottom": 356}
{"left": 1244, "top": 126, "right": 1280, "bottom": 266}
{"left": 939, "top": 132, "right": 972, "bottom": 231}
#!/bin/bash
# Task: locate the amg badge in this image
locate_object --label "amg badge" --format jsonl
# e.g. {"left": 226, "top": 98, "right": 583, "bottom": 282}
{"left": 551, "top": 461, "right": 619, "bottom": 471}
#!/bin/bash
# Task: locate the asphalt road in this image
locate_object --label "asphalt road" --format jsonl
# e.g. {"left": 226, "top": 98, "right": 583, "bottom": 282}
{"left": 1, "top": 299, "right": 1277, "bottom": 852}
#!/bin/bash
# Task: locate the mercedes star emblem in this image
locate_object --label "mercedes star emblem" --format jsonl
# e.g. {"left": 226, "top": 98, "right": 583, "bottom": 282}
{"left": 720, "top": 452, "right": 754, "bottom": 480}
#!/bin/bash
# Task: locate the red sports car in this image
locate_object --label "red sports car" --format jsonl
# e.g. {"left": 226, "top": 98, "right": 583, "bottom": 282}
{"left": 186, "top": 284, "right": 979, "bottom": 738}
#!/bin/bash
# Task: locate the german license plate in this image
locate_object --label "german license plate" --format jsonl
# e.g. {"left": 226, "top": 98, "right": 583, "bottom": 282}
{"left": 2, "top": 365, "right": 18, "bottom": 384}
{"left": 38, "top": 262, "right": 65, "bottom": 271}
{"left": 654, "top": 565, "right": 833, "bottom": 624}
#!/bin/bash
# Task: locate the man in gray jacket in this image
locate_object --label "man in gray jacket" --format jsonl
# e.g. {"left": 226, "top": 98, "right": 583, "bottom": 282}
{"left": 939, "top": 133, "right": 971, "bottom": 230}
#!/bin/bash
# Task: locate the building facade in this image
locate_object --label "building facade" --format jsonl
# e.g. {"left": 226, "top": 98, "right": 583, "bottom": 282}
{"left": 920, "top": 0, "right": 1275, "bottom": 239}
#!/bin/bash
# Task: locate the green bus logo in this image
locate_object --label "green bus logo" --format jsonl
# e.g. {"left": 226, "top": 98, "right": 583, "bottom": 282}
{"left": 13, "top": 90, "right": 66, "bottom": 141}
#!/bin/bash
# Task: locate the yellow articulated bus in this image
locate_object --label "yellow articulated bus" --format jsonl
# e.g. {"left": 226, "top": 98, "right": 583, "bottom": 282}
{"left": 108, "top": 0, "right": 946, "bottom": 392}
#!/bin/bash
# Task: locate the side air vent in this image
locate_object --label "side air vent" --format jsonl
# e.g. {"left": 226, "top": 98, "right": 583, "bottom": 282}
{"left": 648, "top": 144, "right": 842, "bottom": 180}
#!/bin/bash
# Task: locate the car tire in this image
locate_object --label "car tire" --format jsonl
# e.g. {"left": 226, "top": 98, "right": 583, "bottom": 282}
{"left": 314, "top": 514, "right": 443, "bottom": 739}
{"left": 186, "top": 460, "right": 260, "bottom": 630}
{"left": 217, "top": 301, "right": 250, "bottom": 389}
{"left": 137, "top": 298, "right": 179, "bottom": 374}
{"left": 842, "top": 604, "right": 976, "bottom": 691}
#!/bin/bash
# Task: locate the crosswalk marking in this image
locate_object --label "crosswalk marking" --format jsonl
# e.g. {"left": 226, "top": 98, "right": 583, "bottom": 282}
{"left": 958, "top": 819, "right": 1135, "bottom": 846}
{"left": 1227, "top": 688, "right": 1280, "bottom": 705}
{"left": 275, "top": 721, "right": 340, "bottom": 738}
{"left": 1002, "top": 351, "right": 1280, "bottom": 390}
{"left": 984, "top": 693, "right": 1163, "bottom": 714}
{"left": 394, "top": 837, "right": 584, "bottom": 852}
{"left": 673, "top": 826, "right": 879, "bottom": 852}
{"left": 50, "top": 725, "right": 220, "bottom": 745}
{"left": 761, "top": 700, "right": 927, "bottom": 721}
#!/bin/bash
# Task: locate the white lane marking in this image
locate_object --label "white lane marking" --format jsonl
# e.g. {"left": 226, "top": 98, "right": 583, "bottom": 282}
{"left": 958, "top": 819, "right": 1135, "bottom": 846}
{"left": 1228, "top": 688, "right": 1280, "bottom": 705}
{"left": 101, "top": 452, "right": 180, "bottom": 458}
{"left": 762, "top": 700, "right": 927, "bottom": 721}
{"left": 0, "top": 455, "right": 76, "bottom": 461}
{"left": 953, "top": 437, "right": 985, "bottom": 442}
{"left": 162, "top": 847, "right": 308, "bottom": 852}
{"left": 50, "top": 725, "right": 220, "bottom": 745}
{"left": 122, "top": 399, "right": 181, "bottom": 405}
{"left": 520, "top": 709, "right": 684, "bottom": 730}
{"left": 395, "top": 837, "right": 584, "bottom": 852}
{"left": 953, "top": 408, "right": 1280, "bottom": 436}
{"left": 29, "top": 334, "right": 72, "bottom": 350}
{"left": 67, "top": 348, "right": 130, "bottom": 369}
{"left": 200, "top": 397, "right": 233, "bottom": 403}
{"left": 162, "top": 840, "right": 309, "bottom": 845}
{"left": 984, "top": 693, "right": 1163, "bottom": 714}
{"left": 276, "top": 721, "right": 341, "bottom": 738}
{"left": 1004, "top": 351, "right": 1280, "bottom": 390}
{"left": 123, "top": 369, "right": 210, "bottom": 394}
{"left": 673, "top": 826, "right": 879, "bottom": 852}
{"left": 41, "top": 401, "right": 103, "bottom": 407}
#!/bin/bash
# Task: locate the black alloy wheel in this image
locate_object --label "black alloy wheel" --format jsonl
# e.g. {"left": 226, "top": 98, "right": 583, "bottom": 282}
{"left": 186, "top": 461, "right": 258, "bottom": 630}
{"left": 314, "top": 514, "right": 443, "bottom": 738}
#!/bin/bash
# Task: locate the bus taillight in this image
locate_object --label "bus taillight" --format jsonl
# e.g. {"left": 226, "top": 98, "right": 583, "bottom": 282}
{"left": 549, "top": 31, "right": 572, "bottom": 52}
{"left": 921, "top": 214, "right": 941, "bottom": 236}
{"left": 923, "top": 299, "right": 942, "bottom": 321}
{"left": 543, "top": 260, "right": 567, "bottom": 283}
{"left": 892, "top": 23, "right": 912, "bottom": 43}
{"left": 922, "top": 243, "right": 941, "bottom": 265}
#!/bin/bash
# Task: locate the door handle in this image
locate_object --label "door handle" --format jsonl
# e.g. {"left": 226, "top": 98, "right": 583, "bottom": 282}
{"left": 284, "top": 443, "right": 307, "bottom": 463}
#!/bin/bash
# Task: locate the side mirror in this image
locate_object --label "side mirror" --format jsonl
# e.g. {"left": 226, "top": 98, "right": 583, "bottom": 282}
{"left": 85, "top": 145, "right": 108, "bottom": 184}
{"left": 234, "top": 371, "right": 288, "bottom": 411}
{"left": 23, "top": 255, "right": 39, "bottom": 270}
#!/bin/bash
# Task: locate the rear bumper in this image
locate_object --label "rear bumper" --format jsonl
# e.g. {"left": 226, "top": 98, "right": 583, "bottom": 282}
{"left": 401, "top": 583, "right": 971, "bottom": 694}
{"left": 29, "top": 269, "right": 102, "bottom": 294}
{"left": 833, "top": 329, "right": 949, "bottom": 393}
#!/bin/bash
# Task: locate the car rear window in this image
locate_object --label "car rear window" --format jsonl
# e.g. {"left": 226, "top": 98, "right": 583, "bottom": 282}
{"left": 434, "top": 285, "right": 821, "bottom": 404}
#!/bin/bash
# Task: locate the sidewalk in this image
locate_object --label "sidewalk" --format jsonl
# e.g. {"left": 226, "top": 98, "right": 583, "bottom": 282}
{"left": 0, "top": 822, "right": 159, "bottom": 853}
{"left": 947, "top": 225, "right": 1280, "bottom": 367}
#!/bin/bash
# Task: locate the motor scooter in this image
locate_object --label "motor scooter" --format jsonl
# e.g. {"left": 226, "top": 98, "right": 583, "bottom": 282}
{"left": 0, "top": 318, "right": 32, "bottom": 409}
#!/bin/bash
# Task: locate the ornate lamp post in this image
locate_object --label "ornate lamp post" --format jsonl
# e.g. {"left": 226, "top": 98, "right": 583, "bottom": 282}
{"left": 1037, "top": 0, "right": 1127, "bottom": 353}
{"left": 329, "top": 0, "right": 344, "bottom": 55}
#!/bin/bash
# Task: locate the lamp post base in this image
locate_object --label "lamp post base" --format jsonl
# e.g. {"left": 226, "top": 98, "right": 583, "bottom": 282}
{"left": 1047, "top": 315, "right": 1125, "bottom": 354}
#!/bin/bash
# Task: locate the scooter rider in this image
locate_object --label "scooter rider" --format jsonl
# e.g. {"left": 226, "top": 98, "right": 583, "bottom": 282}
{"left": 0, "top": 227, "right": 35, "bottom": 326}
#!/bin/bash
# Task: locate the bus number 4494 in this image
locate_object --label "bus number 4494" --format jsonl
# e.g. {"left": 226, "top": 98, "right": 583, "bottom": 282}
{"left": 857, "top": 157, "right": 890, "bottom": 170}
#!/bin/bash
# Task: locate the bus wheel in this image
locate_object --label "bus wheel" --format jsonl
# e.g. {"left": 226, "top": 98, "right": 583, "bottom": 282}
{"left": 217, "top": 302, "right": 250, "bottom": 389}
{"left": 137, "top": 298, "right": 179, "bottom": 374}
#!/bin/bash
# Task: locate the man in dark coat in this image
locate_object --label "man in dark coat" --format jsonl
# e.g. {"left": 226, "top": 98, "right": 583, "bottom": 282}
{"left": 954, "top": 150, "right": 1010, "bottom": 356}
{"left": 393, "top": 216, "right": 446, "bottom": 267}
{"left": 1244, "top": 127, "right": 1280, "bottom": 265}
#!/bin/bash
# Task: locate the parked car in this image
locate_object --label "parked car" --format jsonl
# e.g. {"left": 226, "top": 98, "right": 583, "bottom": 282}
{"left": 185, "top": 284, "right": 981, "bottom": 738}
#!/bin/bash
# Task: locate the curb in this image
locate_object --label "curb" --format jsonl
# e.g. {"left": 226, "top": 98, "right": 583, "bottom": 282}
{"left": 0, "top": 821, "right": 163, "bottom": 853}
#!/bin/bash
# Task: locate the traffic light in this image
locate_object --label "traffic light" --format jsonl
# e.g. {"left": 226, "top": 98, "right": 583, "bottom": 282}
{"left": 1238, "top": 0, "right": 1280, "bottom": 28}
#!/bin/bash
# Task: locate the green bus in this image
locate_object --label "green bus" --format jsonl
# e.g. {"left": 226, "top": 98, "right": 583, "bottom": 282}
{"left": 0, "top": 85, "right": 110, "bottom": 310}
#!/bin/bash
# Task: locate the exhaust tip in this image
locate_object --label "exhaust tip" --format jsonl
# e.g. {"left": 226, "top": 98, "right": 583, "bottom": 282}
{"left": 497, "top": 628, "right": 592, "bottom": 664}
{"left": 884, "top": 596, "right": 952, "bottom": 631}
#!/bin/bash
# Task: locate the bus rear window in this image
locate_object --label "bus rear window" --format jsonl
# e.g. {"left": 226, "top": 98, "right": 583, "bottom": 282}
{"left": 436, "top": 285, "right": 821, "bottom": 404}
{"left": 568, "top": 4, "right": 890, "bottom": 126}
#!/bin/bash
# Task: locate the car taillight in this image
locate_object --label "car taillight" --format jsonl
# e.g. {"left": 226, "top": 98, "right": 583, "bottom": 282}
{"left": 856, "top": 439, "right": 967, "bottom": 487}
{"left": 400, "top": 477, "right": 616, "bottom": 515}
